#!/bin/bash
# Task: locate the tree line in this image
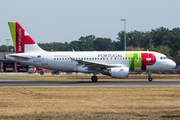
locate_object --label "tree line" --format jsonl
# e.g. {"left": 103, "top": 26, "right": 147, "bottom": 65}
{"left": 1, "top": 27, "right": 180, "bottom": 65}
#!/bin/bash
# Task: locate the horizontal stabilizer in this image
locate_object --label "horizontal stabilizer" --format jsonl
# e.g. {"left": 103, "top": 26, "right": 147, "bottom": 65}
{"left": 7, "top": 54, "right": 31, "bottom": 59}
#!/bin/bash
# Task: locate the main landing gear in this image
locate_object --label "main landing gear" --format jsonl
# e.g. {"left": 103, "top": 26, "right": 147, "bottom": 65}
{"left": 91, "top": 76, "right": 98, "bottom": 82}
{"left": 148, "top": 71, "right": 153, "bottom": 82}
{"left": 91, "top": 72, "right": 99, "bottom": 82}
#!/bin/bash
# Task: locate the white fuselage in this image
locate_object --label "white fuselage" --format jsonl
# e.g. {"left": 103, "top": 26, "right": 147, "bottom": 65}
{"left": 6, "top": 51, "right": 176, "bottom": 73}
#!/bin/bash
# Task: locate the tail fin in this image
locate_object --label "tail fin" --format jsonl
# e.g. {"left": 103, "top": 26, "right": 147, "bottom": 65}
{"left": 8, "top": 22, "right": 44, "bottom": 53}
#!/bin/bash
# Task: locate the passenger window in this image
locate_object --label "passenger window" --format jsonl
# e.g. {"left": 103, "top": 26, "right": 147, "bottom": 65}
{"left": 62, "top": 58, "right": 64, "bottom": 60}
{"left": 54, "top": 58, "right": 56, "bottom": 60}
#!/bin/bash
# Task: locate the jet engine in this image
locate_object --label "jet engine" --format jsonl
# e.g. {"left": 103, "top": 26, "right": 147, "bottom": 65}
{"left": 108, "top": 67, "right": 129, "bottom": 78}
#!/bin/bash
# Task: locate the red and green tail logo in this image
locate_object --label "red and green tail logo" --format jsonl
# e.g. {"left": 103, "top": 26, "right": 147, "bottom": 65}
{"left": 8, "top": 22, "right": 35, "bottom": 53}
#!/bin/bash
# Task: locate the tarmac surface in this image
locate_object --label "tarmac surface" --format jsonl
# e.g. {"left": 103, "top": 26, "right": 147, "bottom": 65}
{"left": 0, "top": 79, "right": 180, "bottom": 87}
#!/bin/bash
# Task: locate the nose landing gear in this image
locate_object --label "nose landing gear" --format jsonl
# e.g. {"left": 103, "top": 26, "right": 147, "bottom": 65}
{"left": 148, "top": 71, "right": 153, "bottom": 82}
{"left": 148, "top": 77, "right": 153, "bottom": 82}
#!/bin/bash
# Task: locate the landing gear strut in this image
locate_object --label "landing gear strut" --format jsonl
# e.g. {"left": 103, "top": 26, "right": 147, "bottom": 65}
{"left": 148, "top": 71, "right": 153, "bottom": 82}
{"left": 91, "top": 72, "right": 99, "bottom": 82}
{"left": 91, "top": 76, "right": 98, "bottom": 82}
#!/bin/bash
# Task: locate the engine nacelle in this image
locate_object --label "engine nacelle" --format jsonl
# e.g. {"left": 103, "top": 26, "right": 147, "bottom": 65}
{"left": 109, "top": 67, "right": 129, "bottom": 78}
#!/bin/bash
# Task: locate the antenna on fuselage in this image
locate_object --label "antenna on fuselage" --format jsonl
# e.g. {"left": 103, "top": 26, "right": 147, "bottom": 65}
{"left": 147, "top": 49, "right": 149, "bottom": 52}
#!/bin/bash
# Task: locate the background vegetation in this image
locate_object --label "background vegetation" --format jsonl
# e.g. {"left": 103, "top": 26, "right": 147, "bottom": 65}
{"left": 2, "top": 27, "right": 180, "bottom": 65}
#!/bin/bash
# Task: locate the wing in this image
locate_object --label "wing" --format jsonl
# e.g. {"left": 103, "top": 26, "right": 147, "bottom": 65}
{"left": 74, "top": 59, "right": 123, "bottom": 70}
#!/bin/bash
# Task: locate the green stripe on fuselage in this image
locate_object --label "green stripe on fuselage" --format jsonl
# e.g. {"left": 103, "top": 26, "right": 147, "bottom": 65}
{"left": 126, "top": 53, "right": 142, "bottom": 70}
{"left": 8, "top": 22, "right": 16, "bottom": 52}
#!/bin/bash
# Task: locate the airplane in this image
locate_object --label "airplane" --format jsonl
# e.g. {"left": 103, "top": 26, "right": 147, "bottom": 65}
{"left": 5, "top": 22, "right": 176, "bottom": 82}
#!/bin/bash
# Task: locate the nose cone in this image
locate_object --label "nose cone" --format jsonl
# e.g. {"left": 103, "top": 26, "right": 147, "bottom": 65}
{"left": 170, "top": 60, "right": 176, "bottom": 69}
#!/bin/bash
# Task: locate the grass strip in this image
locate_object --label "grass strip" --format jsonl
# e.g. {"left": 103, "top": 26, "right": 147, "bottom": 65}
{"left": 0, "top": 87, "right": 180, "bottom": 119}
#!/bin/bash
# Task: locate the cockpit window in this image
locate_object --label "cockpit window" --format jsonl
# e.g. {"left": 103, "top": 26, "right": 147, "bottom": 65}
{"left": 160, "top": 56, "right": 168, "bottom": 60}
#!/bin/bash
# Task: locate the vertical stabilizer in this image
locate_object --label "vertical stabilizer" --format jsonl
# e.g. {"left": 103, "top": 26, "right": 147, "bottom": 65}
{"left": 8, "top": 22, "right": 44, "bottom": 53}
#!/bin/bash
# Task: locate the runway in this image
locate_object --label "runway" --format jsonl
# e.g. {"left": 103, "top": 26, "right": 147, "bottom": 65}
{"left": 0, "top": 79, "right": 180, "bottom": 87}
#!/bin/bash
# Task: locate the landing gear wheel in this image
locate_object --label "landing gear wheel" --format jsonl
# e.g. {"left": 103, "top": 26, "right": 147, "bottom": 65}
{"left": 91, "top": 76, "right": 98, "bottom": 82}
{"left": 148, "top": 77, "right": 153, "bottom": 82}
{"left": 148, "top": 71, "right": 153, "bottom": 82}
{"left": 40, "top": 71, "right": 44, "bottom": 75}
